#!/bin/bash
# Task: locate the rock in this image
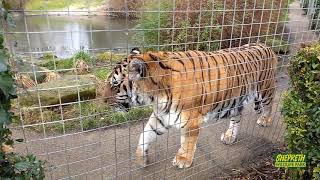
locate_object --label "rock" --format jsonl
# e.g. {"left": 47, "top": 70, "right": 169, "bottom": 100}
{"left": 16, "top": 59, "right": 47, "bottom": 83}
{"left": 19, "top": 75, "right": 96, "bottom": 107}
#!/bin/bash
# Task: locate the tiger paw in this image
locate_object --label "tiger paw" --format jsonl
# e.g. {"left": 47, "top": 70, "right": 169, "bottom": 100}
{"left": 221, "top": 128, "right": 237, "bottom": 145}
{"left": 135, "top": 148, "right": 149, "bottom": 167}
{"left": 257, "top": 116, "right": 272, "bottom": 127}
{"left": 172, "top": 154, "right": 193, "bottom": 168}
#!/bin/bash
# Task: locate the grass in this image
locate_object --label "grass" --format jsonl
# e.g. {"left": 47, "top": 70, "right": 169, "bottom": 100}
{"left": 39, "top": 58, "right": 74, "bottom": 70}
{"left": 73, "top": 51, "right": 92, "bottom": 64}
{"left": 38, "top": 50, "right": 92, "bottom": 71}
{"left": 92, "top": 68, "right": 111, "bottom": 80}
{"left": 25, "top": 0, "right": 104, "bottom": 10}
{"left": 14, "top": 50, "right": 146, "bottom": 134}
{"left": 17, "top": 100, "right": 152, "bottom": 134}
{"left": 96, "top": 52, "right": 126, "bottom": 63}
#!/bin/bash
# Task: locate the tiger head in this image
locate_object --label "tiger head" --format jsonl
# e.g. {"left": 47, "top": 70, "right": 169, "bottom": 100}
{"left": 103, "top": 48, "right": 155, "bottom": 111}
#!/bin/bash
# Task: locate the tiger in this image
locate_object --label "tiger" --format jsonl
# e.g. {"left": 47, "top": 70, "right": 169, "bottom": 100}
{"left": 103, "top": 43, "right": 278, "bottom": 168}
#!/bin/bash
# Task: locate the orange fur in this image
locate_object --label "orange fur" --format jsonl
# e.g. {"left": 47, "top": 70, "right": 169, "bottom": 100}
{"left": 104, "top": 43, "right": 278, "bottom": 168}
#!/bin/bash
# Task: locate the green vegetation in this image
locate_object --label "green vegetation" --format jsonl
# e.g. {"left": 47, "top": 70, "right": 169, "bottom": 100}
{"left": 265, "top": 37, "right": 290, "bottom": 54}
{"left": 39, "top": 58, "right": 74, "bottom": 70}
{"left": 39, "top": 51, "right": 91, "bottom": 71}
{"left": 96, "top": 52, "right": 126, "bottom": 63}
{"left": 133, "top": 0, "right": 289, "bottom": 52}
{"left": 134, "top": 0, "right": 221, "bottom": 51}
{"left": 25, "top": 0, "right": 104, "bottom": 10}
{"left": 20, "top": 100, "right": 152, "bottom": 133}
{"left": 0, "top": 1, "right": 45, "bottom": 178}
{"left": 72, "top": 50, "right": 92, "bottom": 64}
{"left": 282, "top": 42, "right": 320, "bottom": 179}
{"left": 11, "top": 48, "right": 153, "bottom": 134}
{"left": 92, "top": 68, "right": 111, "bottom": 80}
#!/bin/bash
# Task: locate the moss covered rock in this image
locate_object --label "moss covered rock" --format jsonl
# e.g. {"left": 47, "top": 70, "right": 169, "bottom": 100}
{"left": 16, "top": 59, "right": 48, "bottom": 83}
{"left": 19, "top": 75, "right": 97, "bottom": 107}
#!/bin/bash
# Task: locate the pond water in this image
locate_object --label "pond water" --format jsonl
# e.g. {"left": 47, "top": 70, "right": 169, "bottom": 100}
{"left": 10, "top": 15, "right": 136, "bottom": 58}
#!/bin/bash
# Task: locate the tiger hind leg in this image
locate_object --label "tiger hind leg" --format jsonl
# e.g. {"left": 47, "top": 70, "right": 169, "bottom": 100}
{"left": 221, "top": 102, "right": 244, "bottom": 145}
{"left": 221, "top": 114, "right": 242, "bottom": 145}
{"left": 256, "top": 99, "right": 274, "bottom": 127}
{"left": 256, "top": 87, "right": 275, "bottom": 127}
{"left": 254, "top": 97, "right": 263, "bottom": 114}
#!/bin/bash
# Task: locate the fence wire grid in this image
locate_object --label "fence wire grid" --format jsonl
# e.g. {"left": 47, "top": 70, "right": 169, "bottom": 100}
{"left": 3, "top": 0, "right": 320, "bottom": 179}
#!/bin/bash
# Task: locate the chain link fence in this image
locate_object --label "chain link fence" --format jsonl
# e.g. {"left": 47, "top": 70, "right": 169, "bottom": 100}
{"left": 3, "top": 0, "right": 320, "bottom": 179}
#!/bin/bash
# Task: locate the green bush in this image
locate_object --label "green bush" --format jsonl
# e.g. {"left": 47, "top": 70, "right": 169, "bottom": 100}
{"left": 282, "top": 42, "right": 320, "bottom": 179}
{"left": 0, "top": 1, "right": 45, "bottom": 178}
{"left": 39, "top": 50, "right": 91, "bottom": 71}
{"left": 73, "top": 51, "right": 92, "bottom": 64}
{"left": 40, "top": 58, "right": 74, "bottom": 70}
{"left": 133, "top": 0, "right": 221, "bottom": 51}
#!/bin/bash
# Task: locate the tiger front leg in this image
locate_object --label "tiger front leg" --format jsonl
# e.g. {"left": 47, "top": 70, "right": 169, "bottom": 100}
{"left": 136, "top": 113, "right": 167, "bottom": 167}
{"left": 172, "top": 113, "right": 201, "bottom": 168}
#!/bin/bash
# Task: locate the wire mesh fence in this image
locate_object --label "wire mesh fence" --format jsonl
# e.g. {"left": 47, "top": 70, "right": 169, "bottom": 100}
{"left": 3, "top": 0, "right": 320, "bottom": 179}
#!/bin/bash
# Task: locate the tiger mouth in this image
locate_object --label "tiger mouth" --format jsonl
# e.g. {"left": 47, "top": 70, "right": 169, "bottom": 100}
{"left": 112, "top": 102, "right": 130, "bottom": 112}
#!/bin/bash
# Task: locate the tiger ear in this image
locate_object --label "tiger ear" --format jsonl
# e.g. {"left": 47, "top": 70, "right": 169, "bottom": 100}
{"left": 130, "top": 47, "right": 141, "bottom": 55}
{"left": 149, "top": 52, "right": 167, "bottom": 61}
{"left": 128, "top": 59, "right": 146, "bottom": 81}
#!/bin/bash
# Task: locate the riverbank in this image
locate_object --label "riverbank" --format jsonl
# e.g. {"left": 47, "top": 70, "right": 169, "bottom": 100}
{"left": 15, "top": 0, "right": 137, "bottom": 18}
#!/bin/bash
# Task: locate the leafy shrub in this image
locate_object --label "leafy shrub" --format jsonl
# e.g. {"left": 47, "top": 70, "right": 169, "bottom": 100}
{"left": 97, "top": 52, "right": 113, "bottom": 62}
{"left": 73, "top": 51, "right": 91, "bottom": 64}
{"left": 133, "top": 0, "right": 289, "bottom": 51}
{"left": 282, "top": 42, "right": 320, "bottom": 179}
{"left": 133, "top": 0, "right": 221, "bottom": 51}
{"left": 39, "top": 51, "right": 91, "bottom": 71}
{"left": 0, "top": 1, "right": 45, "bottom": 178}
{"left": 40, "top": 58, "right": 74, "bottom": 70}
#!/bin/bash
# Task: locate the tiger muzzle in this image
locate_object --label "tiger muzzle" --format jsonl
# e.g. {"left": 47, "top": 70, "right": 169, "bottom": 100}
{"left": 103, "top": 83, "right": 130, "bottom": 112}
